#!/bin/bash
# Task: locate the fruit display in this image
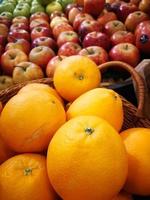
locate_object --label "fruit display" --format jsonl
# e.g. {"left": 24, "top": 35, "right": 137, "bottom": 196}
{"left": 0, "top": 0, "right": 150, "bottom": 200}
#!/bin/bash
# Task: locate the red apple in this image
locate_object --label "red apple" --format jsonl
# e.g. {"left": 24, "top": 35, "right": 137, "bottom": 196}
{"left": 109, "top": 43, "right": 140, "bottom": 67}
{"left": 50, "top": 11, "right": 66, "bottom": 21}
{"left": 125, "top": 11, "right": 149, "bottom": 32}
{"left": 12, "top": 16, "right": 29, "bottom": 26}
{"left": 110, "top": 31, "right": 135, "bottom": 46}
{"left": 46, "top": 55, "right": 66, "bottom": 78}
{"left": 30, "top": 19, "right": 50, "bottom": 30}
{"left": 5, "top": 39, "right": 30, "bottom": 55}
{"left": 10, "top": 23, "right": 29, "bottom": 32}
{"left": 0, "top": 36, "right": 6, "bottom": 47}
{"left": 31, "top": 26, "right": 52, "bottom": 41}
{"left": 104, "top": 20, "right": 126, "bottom": 36}
{"left": 50, "top": 16, "right": 68, "bottom": 29}
{"left": 83, "top": 31, "right": 110, "bottom": 50}
{"left": 8, "top": 29, "right": 30, "bottom": 42}
{"left": 32, "top": 37, "right": 57, "bottom": 51}
{"left": 139, "top": 0, "right": 150, "bottom": 14}
{"left": 84, "top": 0, "right": 105, "bottom": 18}
{"left": 0, "top": 16, "right": 11, "bottom": 27}
{"left": 13, "top": 61, "right": 44, "bottom": 84}
{"left": 0, "top": 23, "right": 9, "bottom": 37}
{"left": 65, "top": 3, "right": 78, "bottom": 16}
{"left": 0, "top": 75, "right": 13, "bottom": 90}
{"left": 52, "top": 23, "right": 73, "bottom": 39}
{"left": 73, "top": 13, "right": 94, "bottom": 31}
{"left": 58, "top": 42, "right": 82, "bottom": 56}
{"left": 30, "top": 12, "right": 49, "bottom": 23}
{"left": 78, "top": 19, "right": 101, "bottom": 40}
{"left": 68, "top": 7, "right": 83, "bottom": 24}
{"left": 57, "top": 31, "right": 79, "bottom": 47}
{"left": 1, "top": 49, "right": 28, "bottom": 75}
{"left": 29, "top": 46, "right": 55, "bottom": 69}
{"left": 97, "top": 12, "right": 117, "bottom": 30}
{"left": 79, "top": 46, "right": 109, "bottom": 65}
{"left": 0, "top": 44, "right": 4, "bottom": 55}
{"left": 130, "top": 0, "right": 140, "bottom": 6}
{"left": 135, "top": 20, "right": 150, "bottom": 36}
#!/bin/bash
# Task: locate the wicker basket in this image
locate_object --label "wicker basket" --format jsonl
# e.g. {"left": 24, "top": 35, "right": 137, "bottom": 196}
{"left": 0, "top": 61, "right": 150, "bottom": 130}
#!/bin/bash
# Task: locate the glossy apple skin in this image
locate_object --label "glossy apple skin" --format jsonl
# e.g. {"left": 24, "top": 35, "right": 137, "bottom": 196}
{"left": 73, "top": 13, "right": 94, "bottom": 31}
{"left": 104, "top": 20, "right": 126, "bottom": 36}
{"left": 139, "top": 0, "right": 150, "bottom": 14}
{"left": 65, "top": 3, "right": 78, "bottom": 16}
{"left": 84, "top": 0, "right": 105, "bottom": 18}
{"left": 50, "top": 11, "right": 66, "bottom": 21}
{"left": 109, "top": 43, "right": 140, "bottom": 67}
{"left": 46, "top": 56, "right": 66, "bottom": 78}
{"left": 0, "top": 23, "right": 9, "bottom": 38}
{"left": 135, "top": 20, "right": 150, "bottom": 36}
{"left": 68, "top": 7, "right": 83, "bottom": 24}
{"left": 32, "top": 37, "right": 57, "bottom": 51}
{"left": 12, "top": 16, "right": 29, "bottom": 26}
{"left": 5, "top": 39, "right": 30, "bottom": 55}
{"left": 30, "top": 12, "right": 49, "bottom": 23}
{"left": 13, "top": 61, "right": 44, "bottom": 84}
{"left": 8, "top": 29, "right": 30, "bottom": 42}
{"left": 83, "top": 31, "right": 110, "bottom": 50}
{"left": 0, "top": 16, "right": 11, "bottom": 27}
{"left": 30, "top": 19, "right": 50, "bottom": 30}
{"left": 52, "top": 23, "right": 73, "bottom": 39}
{"left": 29, "top": 46, "right": 55, "bottom": 69}
{"left": 58, "top": 42, "right": 82, "bottom": 56}
{"left": 78, "top": 19, "right": 101, "bottom": 40}
{"left": 1, "top": 49, "right": 28, "bottom": 75}
{"left": 79, "top": 46, "right": 109, "bottom": 65}
{"left": 97, "top": 12, "right": 117, "bottom": 30}
{"left": 57, "top": 31, "right": 79, "bottom": 47}
{"left": 50, "top": 16, "right": 68, "bottom": 29}
{"left": 31, "top": 26, "right": 52, "bottom": 41}
{"left": 110, "top": 31, "right": 135, "bottom": 46}
{"left": 125, "top": 11, "right": 149, "bottom": 32}
{"left": 10, "top": 23, "right": 29, "bottom": 32}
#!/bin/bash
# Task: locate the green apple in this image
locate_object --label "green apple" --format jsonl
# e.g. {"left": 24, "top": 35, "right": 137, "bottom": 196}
{"left": 30, "top": 5, "right": 45, "bottom": 14}
{"left": 18, "top": 0, "right": 32, "bottom": 5}
{"left": 0, "top": 3, "right": 15, "bottom": 13}
{"left": 37, "top": 0, "right": 53, "bottom": 6}
{"left": 32, "top": 0, "right": 40, "bottom": 5}
{"left": 16, "top": 3, "right": 31, "bottom": 10}
{"left": 13, "top": 7, "right": 30, "bottom": 18}
{"left": 0, "top": 12, "right": 13, "bottom": 19}
{"left": 57, "top": 0, "right": 75, "bottom": 9}
{"left": 46, "top": 1, "right": 62, "bottom": 15}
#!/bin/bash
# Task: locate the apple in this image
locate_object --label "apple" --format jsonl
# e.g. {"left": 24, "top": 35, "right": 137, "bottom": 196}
{"left": 84, "top": 0, "right": 105, "bottom": 18}
{"left": 18, "top": 0, "right": 32, "bottom": 4}
{"left": 52, "top": 23, "right": 73, "bottom": 39}
{"left": 130, "top": 0, "right": 140, "bottom": 6}
{"left": 0, "top": 36, "right": 6, "bottom": 47}
{"left": 59, "top": 0, "right": 75, "bottom": 10}
{"left": 73, "top": 13, "right": 94, "bottom": 31}
{"left": 30, "top": 19, "right": 50, "bottom": 30}
{"left": 0, "top": 11, "right": 13, "bottom": 20}
{"left": 78, "top": 19, "right": 101, "bottom": 40}
{"left": 65, "top": 3, "right": 78, "bottom": 16}
{"left": 135, "top": 20, "right": 150, "bottom": 36}
{"left": 13, "top": 6, "right": 30, "bottom": 18}
{"left": 0, "top": 23, "right": 9, "bottom": 37}
{"left": 109, "top": 43, "right": 140, "bottom": 67}
{"left": 139, "top": 0, "right": 150, "bottom": 14}
{"left": 10, "top": 23, "right": 29, "bottom": 32}
{"left": 0, "top": 44, "right": 4, "bottom": 56}
{"left": 79, "top": 46, "right": 109, "bottom": 65}
{"left": 46, "top": 55, "right": 66, "bottom": 78}
{"left": 110, "top": 31, "right": 135, "bottom": 46}
{"left": 50, "top": 10, "right": 66, "bottom": 20}
{"left": 30, "top": 12, "right": 49, "bottom": 23}
{"left": 68, "top": 7, "right": 82, "bottom": 24}
{"left": 46, "top": 1, "right": 62, "bottom": 15}
{"left": 0, "top": 3, "right": 15, "bottom": 13}
{"left": 108, "top": 1, "right": 122, "bottom": 15}
{"left": 12, "top": 16, "right": 29, "bottom": 25}
{"left": 30, "top": 5, "right": 45, "bottom": 14}
{"left": 8, "top": 29, "right": 30, "bottom": 42}
{"left": 5, "top": 39, "right": 30, "bottom": 55}
{"left": 31, "top": 26, "right": 52, "bottom": 41}
{"left": 104, "top": 20, "right": 126, "bottom": 36}
{"left": 125, "top": 11, "right": 149, "bottom": 32}
{"left": 0, "top": 75, "right": 13, "bottom": 90}
{"left": 50, "top": 16, "right": 68, "bottom": 29}
{"left": 1, "top": 49, "right": 28, "bottom": 75}
{"left": 13, "top": 61, "right": 44, "bottom": 84}
{"left": 83, "top": 31, "right": 110, "bottom": 50}
{"left": 32, "top": 37, "right": 57, "bottom": 51}
{"left": 37, "top": 0, "right": 53, "bottom": 6}
{"left": 58, "top": 42, "right": 82, "bottom": 56}
{"left": 29, "top": 46, "right": 55, "bottom": 69}
{"left": 97, "top": 12, "right": 117, "bottom": 30}
{"left": 0, "top": 16, "right": 11, "bottom": 27}
{"left": 57, "top": 31, "right": 79, "bottom": 47}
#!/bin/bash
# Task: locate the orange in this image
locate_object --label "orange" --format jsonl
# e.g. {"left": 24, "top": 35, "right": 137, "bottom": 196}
{"left": 0, "top": 90, "right": 66, "bottom": 153}
{"left": 112, "top": 191, "right": 133, "bottom": 200}
{"left": 0, "top": 154, "right": 56, "bottom": 200}
{"left": 47, "top": 116, "right": 128, "bottom": 200}
{"left": 18, "top": 83, "right": 64, "bottom": 105}
{"left": 67, "top": 88, "right": 123, "bottom": 131}
{"left": 54, "top": 55, "right": 101, "bottom": 102}
{"left": 121, "top": 128, "right": 150, "bottom": 195}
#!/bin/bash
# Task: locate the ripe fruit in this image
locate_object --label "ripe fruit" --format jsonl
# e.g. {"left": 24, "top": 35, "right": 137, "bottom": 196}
{"left": 0, "top": 76, "right": 13, "bottom": 90}
{"left": 0, "top": 154, "right": 56, "bottom": 200}
{"left": 58, "top": 42, "right": 82, "bottom": 57}
{"left": 104, "top": 20, "right": 126, "bottom": 36}
{"left": 52, "top": 23, "right": 73, "bottom": 39}
{"left": 97, "top": 12, "right": 117, "bottom": 30}
{"left": 57, "top": 31, "right": 79, "bottom": 47}
{"left": 112, "top": 191, "right": 133, "bottom": 200}
{"left": 47, "top": 116, "right": 128, "bottom": 200}
{"left": 67, "top": 88, "right": 123, "bottom": 131}
{"left": 0, "top": 90, "right": 66, "bottom": 152}
{"left": 54, "top": 55, "right": 101, "bottom": 102}
{"left": 121, "top": 128, "right": 150, "bottom": 195}
{"left": 0, "top": 101, "right": 2, "bottom": 113}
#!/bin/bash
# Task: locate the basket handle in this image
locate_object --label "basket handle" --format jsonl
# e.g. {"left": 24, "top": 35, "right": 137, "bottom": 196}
{"left": 98, "top": 61, "right": 145, "bottom": 118}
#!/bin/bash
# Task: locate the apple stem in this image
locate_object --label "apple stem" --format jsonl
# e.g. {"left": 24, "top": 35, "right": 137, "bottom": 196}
{"left": 124, "top": 44, "right": 128, "bottom": 50}
{"left": 58, "top": 56, "right": 63, "bottom": 61}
